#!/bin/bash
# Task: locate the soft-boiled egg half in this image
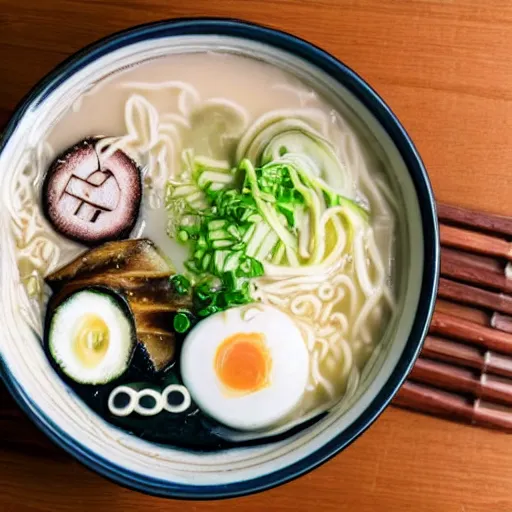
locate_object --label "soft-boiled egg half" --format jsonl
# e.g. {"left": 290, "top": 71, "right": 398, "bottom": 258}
{"left": 180, "top": 304, "right": 310, "bottom": 430}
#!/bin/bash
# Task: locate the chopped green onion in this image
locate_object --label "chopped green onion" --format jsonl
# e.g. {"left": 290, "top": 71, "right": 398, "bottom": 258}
{"left": 185, "top": 260, "right": 201, "bottom": 274}
{"left": 197, "top": 235, "right": 208, "bottom": 249}
{"left": 178, "top": 230, "right": 189, "bottom": 242}
{"left": 202, "top": 253, "right": 212, "bottom": 271}
{"left": 222, "top": 271, "right": 239, "bottom": 290}
{"left": 194, "top": 249, "right": 205, "bottom": 261}
{"left": 170, "top": 275, "right": 190, "bottom": 295}
{"left": 211, "top": 239, "right": 233, "bottom": 249}
{"left": 249, "top": 258, "right": 265, "bottom": 277}
{"left": 227, "top": 225, "right": 241, "bottom": 240}
{"left": 173, "top": 313, "right": 191, "bottom": 333}
{"left": 208, "top": 219, "right": 227, "bottom": 230}
{"left": 214, "top": 250, "right": 230, "bottom": 273}
{"left": 242, "top": 224, "right": 256, "bottom": 243}
{"left": 276, "top": 202, "right": 296, "bottom": 228}
{"left": 166, "top": 143, "right": 370, "bottom": 319}
{"left": 209, "top": 229, "right": 229, "bottom": 241}
{"left": 224, "top": 251, "right": 243, "bottom": 272}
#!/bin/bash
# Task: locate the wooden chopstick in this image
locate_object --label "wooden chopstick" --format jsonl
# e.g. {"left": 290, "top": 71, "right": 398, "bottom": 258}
{"left": 409, "top": 357, "right": 512, "bottom": 406}
{"left": 394, "top": 381, "right": 474, "bottom": 422}
{"left": 438, "top": 278, "right": 512, "bottom": 316}
{"left": 491, "top": 313, "right": 512, "bottom": 334}
{"left": 441, "top": 248, "right": 511, "bottom": 293}
{"left": 440, "top": 223, "right": 512, "bottom": 262}
{"left": 422, "top": 336, "right": 485, "bottom": 370}
{"left": 435, "top": 300, "right": 512, "bottom": 336}
{"left": 430, "top": 311, "right": 512, "bottom": 354}
{"left": 438, "top": 203, "right": 512, "bottom": 238}
{"left": 441, "top": 246, "right": 503, "bottom": 274}
{"left": 435, "top": 299, "right": 489, "bottom": 326}
{"left": 422, "top": 336, "right": 512, "bottom": 380}
{"left": 394, "top": 381, "right": 512, "bottom": 431}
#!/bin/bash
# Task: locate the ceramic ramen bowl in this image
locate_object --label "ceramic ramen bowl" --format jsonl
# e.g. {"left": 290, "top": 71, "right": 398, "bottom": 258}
{"left": 0, "top": 19, "right": 439, "bottom": 498}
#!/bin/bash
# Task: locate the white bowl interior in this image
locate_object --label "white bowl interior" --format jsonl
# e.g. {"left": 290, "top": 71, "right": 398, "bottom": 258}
{"left": 0, "top": 35, "right": 424, "bottom": 487}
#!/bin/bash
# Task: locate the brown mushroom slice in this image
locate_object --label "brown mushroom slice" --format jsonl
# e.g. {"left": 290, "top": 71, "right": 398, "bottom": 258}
{"left": 116, "top": 277, "right": 192, "bottom": 307}
{"left": 46, "top": 239, "right": 173, "bottom": 291}
{"left": 46, "top": 239, "right": 144, "bottom": 286}
{"left": 138, "top": 331, "right": 176, "bottom": 372}
{"left": 43, "top": 138, "right": 142, "bottom": 245}
{"left": 130, "top": 302, "right": 179, "bottom": 332}
{"left": 54, "top": 275, "right": 192, "bottom": 309}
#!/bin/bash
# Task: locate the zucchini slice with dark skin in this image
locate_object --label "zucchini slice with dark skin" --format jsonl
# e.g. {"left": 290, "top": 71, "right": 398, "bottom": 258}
{"left": 45, "top": 287, "right": 137, "bottom": 385}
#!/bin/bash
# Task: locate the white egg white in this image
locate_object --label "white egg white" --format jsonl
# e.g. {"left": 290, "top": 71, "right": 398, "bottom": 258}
{"left": 49, "top": 290, "right": 134, "bottom": 384}
{"left": 180, "top": 304, "right": 309, "bottom": 431}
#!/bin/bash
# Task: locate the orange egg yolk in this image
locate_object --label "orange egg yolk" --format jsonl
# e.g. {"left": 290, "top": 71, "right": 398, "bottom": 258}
{"left": 214, "top": 332, "right": 272, "bottom": 395}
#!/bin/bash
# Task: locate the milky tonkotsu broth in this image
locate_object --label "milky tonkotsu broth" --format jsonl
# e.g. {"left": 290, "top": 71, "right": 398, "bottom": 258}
{"left": 46, "top": 52, "right": 352, "bottom": 265}
{"left": 9, "top": 51, "right": 398, "bottom": 448}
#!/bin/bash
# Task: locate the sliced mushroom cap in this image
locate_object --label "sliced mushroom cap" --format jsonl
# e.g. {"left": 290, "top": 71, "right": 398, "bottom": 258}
{"left": 45, "top": 239, "right": 173, "bottom": 290}
{"left": 43, "top": 138, "right": 142, "bottom": 245}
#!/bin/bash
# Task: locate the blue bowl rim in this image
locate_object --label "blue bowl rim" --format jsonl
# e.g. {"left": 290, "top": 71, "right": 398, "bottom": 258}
{"left": 0, "top": 17, "right": 439, "bottom": 500}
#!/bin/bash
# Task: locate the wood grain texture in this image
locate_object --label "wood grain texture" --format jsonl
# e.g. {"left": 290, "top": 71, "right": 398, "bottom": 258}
{"left": 1, "top": 1, "right": 512, "bottom": 511}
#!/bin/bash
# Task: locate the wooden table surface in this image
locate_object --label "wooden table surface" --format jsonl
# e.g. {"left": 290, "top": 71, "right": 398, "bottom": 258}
{"left": 1, "top": 1, "right": 511, "bottom": 511}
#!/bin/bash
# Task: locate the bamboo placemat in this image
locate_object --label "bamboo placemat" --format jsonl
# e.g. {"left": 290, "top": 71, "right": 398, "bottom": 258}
{"left": 393, "top": 204, "right": 512, "bottom": 431}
